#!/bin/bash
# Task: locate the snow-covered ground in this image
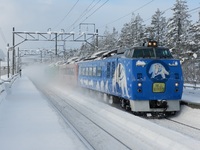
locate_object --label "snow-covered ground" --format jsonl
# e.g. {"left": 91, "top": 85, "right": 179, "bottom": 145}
{"left": 0, "top": 65, "right": 200, "bottom": 150}
{"left": 182, "top": 87, "right": 200, "bottom": 104}
{"left": 0, "top": 75, "right": 88, "bottom": 150}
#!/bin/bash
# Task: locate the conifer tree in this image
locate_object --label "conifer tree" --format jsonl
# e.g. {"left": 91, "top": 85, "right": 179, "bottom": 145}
{"left": 150, "top": 9, "right": 167, "bottom": 46}
{"left": 166, "top": 0, "right": 191, "bottom": 52}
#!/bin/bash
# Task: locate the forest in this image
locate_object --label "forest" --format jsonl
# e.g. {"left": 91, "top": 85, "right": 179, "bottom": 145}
{"left": 68, "top": 0, "right": 200, "bottom": 84}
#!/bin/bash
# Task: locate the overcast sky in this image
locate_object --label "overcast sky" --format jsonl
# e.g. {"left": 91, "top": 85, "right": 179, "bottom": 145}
{"left": 0, "top": 0, "right": 199, "bottom": 53}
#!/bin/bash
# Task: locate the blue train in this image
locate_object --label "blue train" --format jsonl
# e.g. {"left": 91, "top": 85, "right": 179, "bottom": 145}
{"left": 78, "top": 41, "right": 183, "bottom": 117}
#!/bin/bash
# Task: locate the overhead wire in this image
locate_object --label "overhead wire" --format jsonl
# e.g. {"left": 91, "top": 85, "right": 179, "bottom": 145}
{"left": 52, "top": 0, "right": 80, "bottom": 30}
{"left": 81, "top": 0, "right": 109, "bottom": 23}
{"left": 143, "top": 6, "right": 173, "bottom": 23}
{"left": 188, "top": 6, "right": 200, "bottom": 13}
{"left": 66, "top": 0, "right": 100, "bottom": 32}
{"left": 102, "top": 0, "right": 155, "bottom": 27}
{"left": 142, "top": 5, "right": 200, "bottom": 26}
{"left": 67, "top": 0, "right": 109, "bottom": 32}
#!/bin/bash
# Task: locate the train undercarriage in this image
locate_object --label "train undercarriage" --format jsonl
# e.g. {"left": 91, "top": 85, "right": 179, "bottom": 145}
{"left": 102, "top": 92, "right": 178, "bottom": 118}
{"left": 84, "top": 88, "right": 178, "bottom": 118}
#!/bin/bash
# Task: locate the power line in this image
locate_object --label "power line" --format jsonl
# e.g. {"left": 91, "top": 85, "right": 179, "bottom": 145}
{"left": 144, "top": 6, "right": 200, "bottom": 24}
{"left": 188, "top": 6, "right": 200, "bottom": 13}
{"left": 103, "top": 0, "right": 154, "bottom": 27}
{"left": 143, "top": 6, "right": 173, "bottom": 23}
{"left": 67, "top": 0, "right": 109, "bottom": 33}
{"left": 81, "top": 0, "right": 109, "bottom": 23}
{"left": 53, "top": 0, "right": 80, "bottom": 30}
{"left": 66, "top": 0, "right": 99, "bottom": 32}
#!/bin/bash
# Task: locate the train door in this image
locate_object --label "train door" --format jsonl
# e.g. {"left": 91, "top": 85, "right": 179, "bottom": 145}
{"left": 111, "top": 58, "right": 120, "bottom": 96}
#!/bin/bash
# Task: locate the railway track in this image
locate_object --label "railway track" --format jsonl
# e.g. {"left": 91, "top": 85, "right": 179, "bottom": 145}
{"left": 37, "top": 86, "right": 134, "bottom": 150}
{"left": 166, "top": 118, "right": 200, "bottom": 131}
{"left": 150, "top": 116, "right": 200, "bottom": 141}
{"left": 46, "top": 90, "right": 132, "bottom": 150}
{"left": 30, "top": 78, "right": 200, "bottom": 150}
{"left": 44, "top": 91, "right": 95, "bottom": 150}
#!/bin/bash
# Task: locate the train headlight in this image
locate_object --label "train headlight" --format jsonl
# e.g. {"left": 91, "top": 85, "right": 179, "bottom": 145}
{"left": 147, "top": 41, "right": 157, "bottom": 47}
{"left": 148, "top": 42, "right": 152, "bottom": 46}
{"left": 138, "top": 83, "right": 142, "bottom": 87}
{"left": 175, "top": 83, "right": 179, "bottom": 87}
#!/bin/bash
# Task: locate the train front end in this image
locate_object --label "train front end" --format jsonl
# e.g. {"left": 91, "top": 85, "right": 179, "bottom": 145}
{"left": 124, "top": 41, "right": 184, "bottom": 115}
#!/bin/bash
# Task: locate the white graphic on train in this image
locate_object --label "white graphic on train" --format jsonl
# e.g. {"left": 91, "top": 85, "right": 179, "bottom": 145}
{"left": 149, "top": 63, "right": 169, "bottom": 79}
{"left": 112, "top": 63, "right": 129, "bottom": 97}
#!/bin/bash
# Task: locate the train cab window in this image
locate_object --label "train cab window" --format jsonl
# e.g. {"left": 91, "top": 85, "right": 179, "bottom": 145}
{"left": 132, "top": 48, "right": 155, "bottom": 58}
{"left": 132, "top": 49, "right": 143, "bottom": 58}
{"left": 125, "top": 49, "right": 133, "bottom": 58}
{"left": 143, "top": 49, "right": 154, "bottom": 58}
{"left": 155, "top": 48, "right": 173, "bottom": 58}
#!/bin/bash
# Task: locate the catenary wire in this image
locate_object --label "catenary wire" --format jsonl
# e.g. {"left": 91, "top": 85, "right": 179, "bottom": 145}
{"left": 68, "top": 0, "right": 109, "bottom": 32}
{"left": 143, "top": 6, "right": 173, "bottom": 23}
{"left": 52, "top": 0, "right": 80, "bottom": 30}
{"left": 66, "top": 0, "right": 100, "bottom": 32}
{"left": 81, "top": 0, "right": 109, "bottom": 23}
{"left": 102, "top": 0, "right": 154, "bottom": 27}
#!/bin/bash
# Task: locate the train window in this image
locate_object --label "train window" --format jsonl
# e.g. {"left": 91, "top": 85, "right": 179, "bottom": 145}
{"left": 111, "top": 62, "right": 115, "bottom": 77}
{"left": 155, "top": 48, "right": 173, "bottom": 58}
{"left": 82, "top": 67, "right": 86, "bottom": 76}
{"left": 85, "top": 67, "right": 89, "bottom": 76}
{"left": 89, "top": 67, "right": 93, "bottom": 76}
{"left": 97, "top": 67, "right": 102, "bottom": 77}
{"left": 93, "top": 67, "right": 96, "bottom": 76}
{"left": 107, "top": 62, "right": 111, "bottom": 78}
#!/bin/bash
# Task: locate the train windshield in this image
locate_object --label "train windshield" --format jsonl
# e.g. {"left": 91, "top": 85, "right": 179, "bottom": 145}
{"left": 155, "top": 48, "right": 173, "bottom": 58}
{"left": 132, "top": 48, "right": 173, "bottom": 59}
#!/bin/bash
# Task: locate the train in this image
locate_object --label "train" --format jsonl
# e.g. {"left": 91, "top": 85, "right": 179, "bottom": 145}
{"left": 53, "top": 40, "right": 184, "bottom": 117}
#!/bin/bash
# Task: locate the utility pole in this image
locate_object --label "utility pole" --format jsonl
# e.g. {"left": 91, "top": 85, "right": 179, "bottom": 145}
{"left": 17, "top": 47, "right": 20, "bottom": 73}
{"left": 12, "top": 27, "right": 15, "bottom": 75}
{"left": 7, "top": 44, "right": 10, "bottom": 78}
{"left": 95, "top": 29, "right": 98, "bottom": 51}
{"left": 55, "top": 33, "right": 58, "bottom": 55}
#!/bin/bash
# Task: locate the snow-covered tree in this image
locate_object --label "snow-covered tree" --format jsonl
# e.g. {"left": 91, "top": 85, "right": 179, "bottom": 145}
{"left": 166, "top": 0, "right": 191, "bottom": 51}
{"left": 130, "top": 14, "right": 145, "bottom": 46}
{"left": 188, "top": 12, "right": 200, "bottom": 53}
{"left": 75, "top": 1, "right": 199, "bottom": 82}
{"left": 99, "top": 26, "right": 118, "bottom": 50}
{"left": 119, "top": 23, "right": 131, "bottom": 47}
{"left": 119, "top": 14, "right": 145, "bottom": 47}
{"left": 150, "top": 9, "right": 167, "bottom": 46}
